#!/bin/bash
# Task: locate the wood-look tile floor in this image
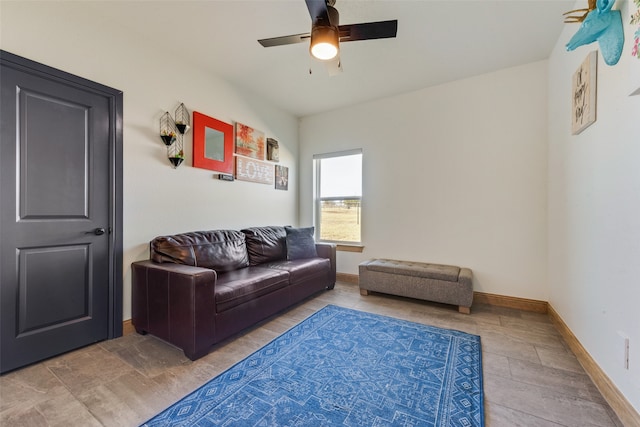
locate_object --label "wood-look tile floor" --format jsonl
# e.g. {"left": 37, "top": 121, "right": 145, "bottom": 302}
{"left": 0, "top": 281, "right": 624, "bottom": 427}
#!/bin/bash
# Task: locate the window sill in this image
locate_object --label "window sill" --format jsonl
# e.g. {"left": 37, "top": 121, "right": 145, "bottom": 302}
{"left": 336, "top": 244, "right": 364, "bottom": 253}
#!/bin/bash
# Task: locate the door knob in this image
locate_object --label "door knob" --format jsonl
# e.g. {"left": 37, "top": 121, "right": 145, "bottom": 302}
{"left": 86, "top": 228, "right": 106, "bottom": 235}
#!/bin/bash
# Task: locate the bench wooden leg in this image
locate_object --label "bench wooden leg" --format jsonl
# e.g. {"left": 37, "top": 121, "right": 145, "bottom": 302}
{"left": 458, "top": 306, "right": 471, "bottom": 314}
{"left": 360, "top": 288, "right": 369, "bottom": 296}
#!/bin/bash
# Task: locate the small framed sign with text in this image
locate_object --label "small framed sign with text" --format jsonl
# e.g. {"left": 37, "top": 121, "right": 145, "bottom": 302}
{"left": 571, "top": 51, "right": 597, "bottom": 135}
{"left": 235, "top": 156, "right": 274, "bottom": 185}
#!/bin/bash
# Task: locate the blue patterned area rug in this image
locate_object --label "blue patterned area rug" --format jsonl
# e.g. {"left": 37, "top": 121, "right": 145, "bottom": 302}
{"left": 142, "top": 305, "right": 484, "bottom": 426}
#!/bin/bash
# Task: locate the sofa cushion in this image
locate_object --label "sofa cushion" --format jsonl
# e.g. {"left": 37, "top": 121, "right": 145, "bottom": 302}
{"left": 266, "top": 258, "right": 330, "bottom": 285}
{"left": 150, "top": 230, "right": 249, "bottom": 272}
{"left": 241, "top": 226, "right": 287, "bottom": 266}
{"left": 285, "top": 226, "right": 318, "bottom": 260}
{"left": 215, "top": 267, "right": 289, "bottom": 312}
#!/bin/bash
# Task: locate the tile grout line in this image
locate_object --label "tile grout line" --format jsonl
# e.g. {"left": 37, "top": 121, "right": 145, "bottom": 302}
{"left": 44, "top": 363, "right": 106, "bottom": 426}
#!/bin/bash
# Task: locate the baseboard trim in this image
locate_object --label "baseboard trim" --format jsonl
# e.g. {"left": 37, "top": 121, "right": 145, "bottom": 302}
{"left": 548, "top": 304, "right": 640, "bottom": 427}
{"left": 122, "top": 319, "right": 134, "bottom": 336}
{"left": 336, "top": 272, "right": 359, "bottom": 284}
{"left": 338, "top": 273, "right": 548, "bottom": 313}
{"left": 473, "top": 291, "right": 548, "bottom": 314}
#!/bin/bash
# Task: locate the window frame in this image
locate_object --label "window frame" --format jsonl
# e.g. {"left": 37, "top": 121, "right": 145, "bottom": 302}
{"left": 313, "top": 149, "right": 363, "bottom": 245}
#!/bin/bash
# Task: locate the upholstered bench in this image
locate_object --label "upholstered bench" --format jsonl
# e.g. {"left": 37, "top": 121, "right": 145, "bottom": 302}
{"left": 358, "top": 259, "right": 473, "bottom": 314}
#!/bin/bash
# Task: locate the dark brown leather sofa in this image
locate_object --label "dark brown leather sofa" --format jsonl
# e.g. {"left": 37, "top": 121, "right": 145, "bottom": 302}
{"left": 131, "top": 226, "right": 336, "bottom": 360}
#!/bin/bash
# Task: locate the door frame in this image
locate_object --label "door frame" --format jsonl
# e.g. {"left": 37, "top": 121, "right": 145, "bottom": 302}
{"left": 1, "top": 50, "right": 123, "bottom": 338}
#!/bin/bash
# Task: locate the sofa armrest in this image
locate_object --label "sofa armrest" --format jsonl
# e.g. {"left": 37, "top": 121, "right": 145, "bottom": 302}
{"left": 315, "top": 242, "right": 337, "bottom": 287}
{"left": 133, "top": 260, "right": 217, "bottom": 278}
{"left": 131, "top": 260, "right": 217, "bottom": 360}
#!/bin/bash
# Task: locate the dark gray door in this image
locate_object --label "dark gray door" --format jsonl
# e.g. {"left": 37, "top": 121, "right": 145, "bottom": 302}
{"left": 0, "top": 51, "right": 123, "bottom": 373}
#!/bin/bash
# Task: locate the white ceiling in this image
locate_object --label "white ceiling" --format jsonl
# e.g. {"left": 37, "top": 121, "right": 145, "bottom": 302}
{"left": 86, "top": 0, "right": 576, "bottom": 117}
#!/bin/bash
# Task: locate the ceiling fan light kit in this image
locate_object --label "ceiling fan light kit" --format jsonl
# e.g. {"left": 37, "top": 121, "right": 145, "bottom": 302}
{"left": 258, "top": 0, "right": 397, "bottom": 74}
{"left": 310, "top": 26, "right": 339, "bottom": 60}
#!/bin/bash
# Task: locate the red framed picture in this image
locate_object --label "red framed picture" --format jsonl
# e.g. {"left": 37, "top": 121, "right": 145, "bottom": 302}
{"left": 192, "top": 111, "right": 234, "bottom": 174}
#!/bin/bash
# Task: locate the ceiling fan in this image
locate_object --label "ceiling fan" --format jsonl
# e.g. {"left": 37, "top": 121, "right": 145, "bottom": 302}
{"left": 258, "top": 0, "right": 398, "bottom": 75}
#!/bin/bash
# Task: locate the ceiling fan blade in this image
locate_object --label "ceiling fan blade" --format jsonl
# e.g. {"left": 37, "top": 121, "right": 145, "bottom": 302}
{"left": 339, "top": 20, "right": 398, "bottom": 42}
{"left": 258, "top": 33, "right": 310, "bottom": 47}
{"left": 325, "top": 55, "right": 343, "bottom": 76}
{"left": 305, "top": 0, "right": 330, "bottom": 25}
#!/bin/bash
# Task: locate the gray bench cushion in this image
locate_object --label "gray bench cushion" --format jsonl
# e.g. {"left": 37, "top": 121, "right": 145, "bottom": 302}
{"left": 359, "top": 258, "right": 473, "bottom": 311}
{"left": 365, "top": 259, "right": 460, "bottom": 282}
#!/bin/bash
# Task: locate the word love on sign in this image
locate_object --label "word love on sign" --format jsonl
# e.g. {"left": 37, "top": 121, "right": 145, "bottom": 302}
{"left": 235, "top": 157, "right": 274, "bottom": 185}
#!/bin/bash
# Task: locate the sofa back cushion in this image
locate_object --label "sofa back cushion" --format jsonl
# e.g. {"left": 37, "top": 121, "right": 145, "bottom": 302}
{"left": 241, "top": 226, "right": 287, "bottom": 266}
{"left": 151, "top": 230, "right": 249, "bottom": 272}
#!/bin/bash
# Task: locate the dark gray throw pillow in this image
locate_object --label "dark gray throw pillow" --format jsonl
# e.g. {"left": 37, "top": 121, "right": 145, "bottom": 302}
{"left": 285, "top": 226, "right": 318, "bottom": 260}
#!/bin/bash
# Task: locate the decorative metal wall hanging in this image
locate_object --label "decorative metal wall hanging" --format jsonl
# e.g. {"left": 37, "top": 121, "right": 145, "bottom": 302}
{"left": 175, "top": 103, "right": 191, "bottom": 134}
{"left": 159, "top": 103, "right": 190, "bottom": 168}
{"left": 160, "top": 112, "right": 176, "bottom": 145}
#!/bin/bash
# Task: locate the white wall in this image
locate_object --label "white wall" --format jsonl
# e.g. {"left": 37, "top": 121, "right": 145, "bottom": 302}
{"left": 300, "top": 61, "right": 549, "bottom": 300}
{"left": 0, "top": 2, "right": 299, "bottom": 320}
{"left": 547, "top": 0, "right": 640, "bottom": 413}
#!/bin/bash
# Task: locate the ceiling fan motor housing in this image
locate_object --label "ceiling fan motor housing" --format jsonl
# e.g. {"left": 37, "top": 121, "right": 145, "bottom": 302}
{"left": 325, "top": 4, "right": 339, "bottom": 27}
{"left": 310, "top": 5, "right": 340, "bottom": 60}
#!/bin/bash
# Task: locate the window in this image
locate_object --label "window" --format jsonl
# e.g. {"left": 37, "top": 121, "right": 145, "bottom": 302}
{"left": 313, "top": 149, "right": 362, "bottom": 244}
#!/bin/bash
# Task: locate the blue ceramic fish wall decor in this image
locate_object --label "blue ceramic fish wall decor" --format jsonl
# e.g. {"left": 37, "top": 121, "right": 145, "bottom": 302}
{"left": 566, "top": 0, "right": 624, "bottom": 65}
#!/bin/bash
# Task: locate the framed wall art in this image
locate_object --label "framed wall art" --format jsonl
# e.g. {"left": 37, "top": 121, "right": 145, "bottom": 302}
{"left": 275, "top": 165, "right": 288, "bottom": 191}
{"left": 235, "top": 122, "right": 265, "bottom": 160}
{"left": 628, "top": 0, "right": 640, "bottom": 95}
{"left": 192, "top": 111, "right": 234, "bottom": 174}
{"left": 267, "top": 138, "right": 279, "bottom": 162}
{"left": 235, "top": 156, "right": 274, "bottom": 185}
{"left": 571, "top": 51, "right": 597, "bottom": 135}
